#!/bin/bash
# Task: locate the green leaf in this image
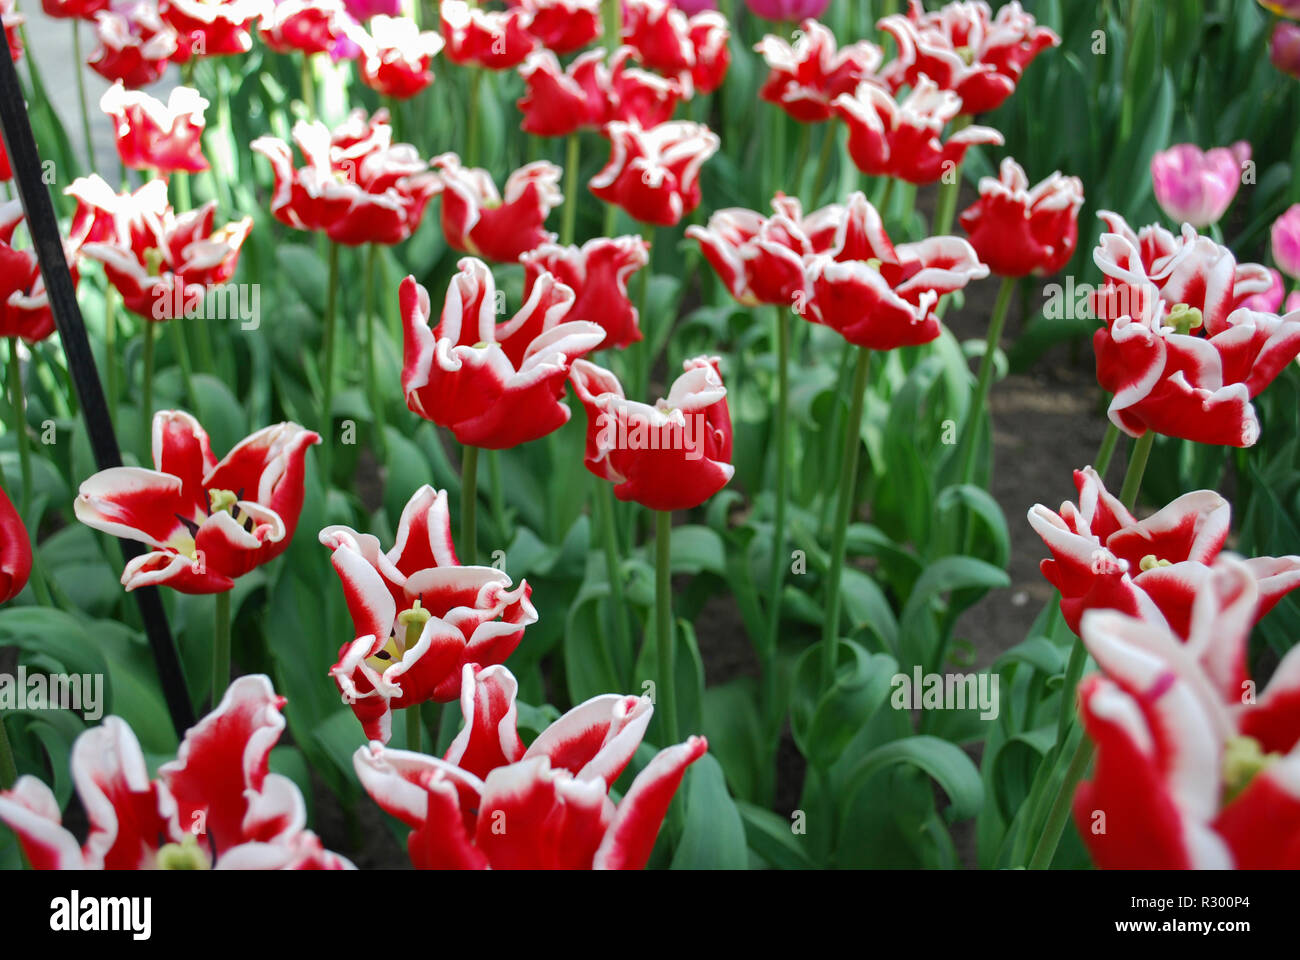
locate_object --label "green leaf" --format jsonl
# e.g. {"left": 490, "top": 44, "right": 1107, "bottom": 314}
{"left": 669, "top": 753, "right": 747, "bottom": 870}
{"left": 838, "top": 735, "right": 984, "bottom": 826}
{"left": 790, "top": 641, "right": 898, "bottom": 770}
{"left": 736, "top": 801, "right": 814, "bottom": 870}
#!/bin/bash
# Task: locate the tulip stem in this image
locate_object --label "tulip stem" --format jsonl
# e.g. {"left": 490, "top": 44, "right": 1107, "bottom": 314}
{"left": 1118, "top": 431, "right": 1155, "bottom": 511}
{"left": 212, "top": 589, "right": 231, "bottom": 705}
{"left": 809, "top": 122, "right": 837, "bottom": 205}
{"left": 466, "top": 69, "right": 482, "bottom": 170}
{"left": 958, "top": 275, "right": 1016, "bottom": 490}
{"left": 1027, "top": 735, "right": 1094, "bottom": 870}
{"left": 654, "top": 509, "right": 678, "bottom": 748}
{"left": 142, "top": 321, "right": 154, "bottom": 453}
{"left": 72, "top": 25, "right": 94, "bottom": 172}
{"left": 1025, "top": 429, "right": 1156, "bottom": 868}
{"left": 821, "top": 346, "right": 871, "bottom": 691}
{"left": 300, "top": 55, "right": 315, "bottom": 118}
{"left": 406, "top": 705, "right": 422, "bottom": 754}
{"left": 363, "top": 244, "right": 385, "bottom": 458}
{"left": 763, "top": 305, "right": 790, "bottom": 740}
{"left": 170, "top": 320, "right": 200, "bottom": 416}
{"left": 1094, "top": 421, "right": 1120, "bottom": 477}
{"left": 104, "top": 291, "right": 118, "bottom": 419}
{"left": 0, "top": 711, "right": 15, "bottom": 789}
{"left": 597, "top": 480, "right": 631, "bottom": 681}
{"left": 7, "top": 341, "right": 30, "bottom": 515}
{"left": 561, "top": 134, "right": 580, "bottom": 247}
{"left": 461, "top": 445, "right": 478, "bottom": 564}
{"left": 932, "top": 115, "right": 972, "bottom": 237}
{"left": 320, "top": 241, "right": 340, "bottom": 482}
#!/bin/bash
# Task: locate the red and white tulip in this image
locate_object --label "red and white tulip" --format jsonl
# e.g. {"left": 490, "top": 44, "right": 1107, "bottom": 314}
{"left": 756, "top": 18, "right": 883, "bottom": 124}
{"left": 252, "top": 110, "right": 439, "bottom": 246}
{"left": 358, "top": 14, "right": 445, "bottom": 99}
{"left": 879, "top": 0, "right": 1060, "bottom": 116}
{"left": 353, "top": 663, "right": 708, "bottom": 868}
{"left": 833, "top": 75, "right": 1004, "bottom": 185}
{"left": 0, "top": 676, "right": 352, "bottom": 869}
{"left": 433, "top": 153, "right": 562, "bottom": 262}
{"left": 99, "top": 81, "right": 209, "bottom": 175}
{"left": 1073, "top": 556, "right": 1300, "bottom": 869}
{"left": 74, "top": 411, "right": 319, "bottom": 593}
{"left": 1029, "top": 465, "right": 1300, "bottom": 640}
{"left": 570, "top": 355, "right": 734, "bottom": 511}
{"left": 400, "top": 261, "right": 605, "bottom": 448}
{"left": 323, "top": 485, "right": 537, "bottom": 743}
{"left": 589, "top": 120, "right": 719, "bottom": 227}
{"left": 958, "top": 156, "right": 1084, "bottom": 277}
{"left": 521, "top": 236, "right": 650, "bottom": 350}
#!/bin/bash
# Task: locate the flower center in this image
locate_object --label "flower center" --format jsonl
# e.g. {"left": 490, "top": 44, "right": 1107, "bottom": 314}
{"left": 366, "top": 598, "right": 433, "bottom": 671}
{"left": 143, "top": 246, "right": 165, "bottom": 276}
{"left": 1138, "top": 554, "right": 1172, "bottom": 572}
{"left": 208, "top": 488, "right": 239, "bottom": 514}
{"left": 156, "top": 835, "right": 211, "bottom": 870}
{"left": 1222, "top": 735, "right": 1280, "bottom": 805}
{"left": 1167, "top": 303, "right": 1204, "bottom": 336}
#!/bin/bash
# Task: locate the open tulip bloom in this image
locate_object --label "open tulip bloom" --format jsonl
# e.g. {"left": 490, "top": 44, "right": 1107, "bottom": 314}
{"left": 833, "top": 75, "right": 1004, "bottom": 185}
{"left": 590, "top": 120, "right": 719, "bottom": 227}
{"left": 800, "top": 192, "right": 989, "bottom": 349}
{"left": 622, "top": 0, "right": 730, "bottom": 95}
{"left": 252, "top": 110, "right": 438, "bottom": 246}
{"left": 520, "top": 236, "right": 650, "bottom": 349}
{"left": 160, "top": 0, "right": 267, "bottom": 58}
{"left": 1029, "top": 466, "right": 1300, "bottom": 640}
{"left": 433, "top": 153, "right": 562, "bottom": 262}
{"left": 756, "top": 18, "right": 884, "bottom": 125}
{"left": 879, "top": 0, "right": 1060, "bottom": 115}
{"left": 74, "top": 411, "right": 319, "bottom": 592}
{"left": 99, "top": 81, "right": 209, "bottom": 174}
{"left": 439, "top": 0, "right": 535, "bottom": 70}
{"left": 353, "top": 663, "right": 707, "bottom": 869}
{"left": 958, "top": 156, "right": 1084, "bottom": 277}
{"left": 80, "top": 200, "right": 252, "bottom": 321}
{"left": 357, "top": 14, "right": 445, "bottom": 99}
{"left": 324, "top": 485, "right": 537, "bottom": 742}
{"left": 1073, "top": 555, "right": 1300, "bottom": 869}
{"left": 88, "top": 1, "right": 183, "bottom": 89}
{"left": 1091, "top": 213, "right": 1300, "bottom": 447}
{"left": 513, "top": 0, "right": 601, "bottom": 56}
{"left": 0, "top": 484, "right": 31, "bottom": 604}
{"left": 571, "top": 355, "right": 733, "bottom": 512}
{"left": 400, "top": 260, "right": 605, "bottom": 448}
{"left": 0, "top": 201, "right": 70, "bottom": 343}
{"left": 517, "top": 47, "right": 682, "bottom": 139}
{"left": 0, "top": 676, "right": 352, "bottom": 869}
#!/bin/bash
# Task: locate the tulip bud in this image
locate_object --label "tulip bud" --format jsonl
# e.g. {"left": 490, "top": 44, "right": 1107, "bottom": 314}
{"left": 1272, "top": 203, "right": 1300, "bottom": 280}
{"left": 744, "top": 0, "right": 830, "bottom": 21}
{"left": 1271, "top": 21, "right": 1300, "bottom": 78}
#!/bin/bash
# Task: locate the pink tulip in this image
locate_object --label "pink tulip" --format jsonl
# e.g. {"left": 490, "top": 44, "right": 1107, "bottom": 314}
{"left": 672, "top": 0, "right": 715, "bottom": 12}
{"left": 1150, "top": 142, "right": 1250, "bottom": 229}
{"left": 1239, "top": 267, "right": 1286, "bottom": 313}
{"left": 1271, "top": 21, "right": 1300, "bottom": 78}
{"left": 1272, "top": 203, "right": 1300, "bottom": 280}
{"left": 744, "top": 0, "right": 829, "bottom": 19}
{"left": 1287, "top": 291, "right": 1300, "bottom": 313}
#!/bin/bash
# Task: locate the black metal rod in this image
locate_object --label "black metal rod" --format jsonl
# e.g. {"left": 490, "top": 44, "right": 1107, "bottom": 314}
{"left": 0, "top": 38, "right": 196, "bottom": 735}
